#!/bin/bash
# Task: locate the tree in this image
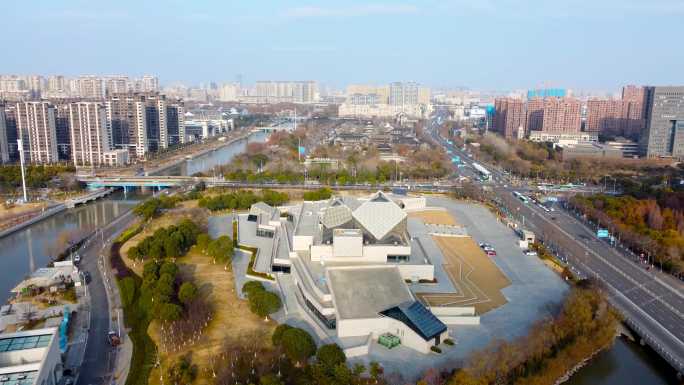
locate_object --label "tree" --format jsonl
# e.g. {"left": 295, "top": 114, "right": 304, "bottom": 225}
{"left": 248, "top": 290, "right": 282, "bottom": 317}
{"left": 158, "top": 303, "right": 183, "bottom": 321}
{"left": 281, "top": 327, "right": 316, "bottom": 365}
{"left": 242, "top": 280, "right": 265, "bottom": 297}
{"left": 159, "top": 261, "right": 179, "bottom": 278}
{"left": 369, "top": 362, "right": 384, "bottom": 383}
{"left": 178, "top": 282, "right": 198, "bottom": 305}
{"left": 167, "top": 354, "right": 197, "bottom": 384}
{"left": 316, "top": 344, "right": 346, "bottom": 370}
{"left": 196, "top": 233, "right": 211, "bottom": 253}
{"left": 119, "top": 277, "right": 137, "bottom": 307}
{"left": 272, "top": 324, "right": 292, "bottom": 346}
{"left": 259, "top": 374, "right": 284, "bottom": 385}
{"left": 207, "top": 236, "right": 234, "bottom": 263}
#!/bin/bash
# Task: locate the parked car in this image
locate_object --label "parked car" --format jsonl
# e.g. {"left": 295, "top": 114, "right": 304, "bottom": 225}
{"left": 524, "top": 250, "right": 538, "bottom": 257}
{"left": 486, "top": 250, "right": 497, "bottom": 257}
{"left": 107, "top": 331, "right": 121, "bottom": 346}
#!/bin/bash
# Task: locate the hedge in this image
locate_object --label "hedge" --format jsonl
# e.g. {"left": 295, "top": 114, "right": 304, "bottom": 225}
{"left": 238, "top": 245, "right": 274, "bottom": 281}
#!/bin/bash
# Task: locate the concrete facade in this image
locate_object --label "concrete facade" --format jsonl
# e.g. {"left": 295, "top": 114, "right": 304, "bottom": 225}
{"left": 640, "top": 86, "right": 684, "bottom": 158}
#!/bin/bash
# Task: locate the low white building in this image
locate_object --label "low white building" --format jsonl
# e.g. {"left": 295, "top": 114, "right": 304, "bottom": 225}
{"left": 102, "top": 149, "right": 129, "bottom": 167}
{"left": 238, "top": 191, "right": 448, "bottom": 354}
{"left": 0, "top": 328, "right": 62, "bottom": 385}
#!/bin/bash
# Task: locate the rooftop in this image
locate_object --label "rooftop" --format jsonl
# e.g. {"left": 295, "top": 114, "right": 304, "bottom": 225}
{"left": 327, "top": 266, "right": 414, "bottom": 320}
{"left": 380, "top": 300, "right": 447, "bottom": 341}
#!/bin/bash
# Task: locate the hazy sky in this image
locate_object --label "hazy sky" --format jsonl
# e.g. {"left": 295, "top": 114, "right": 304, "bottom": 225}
{"left": 3, "top": 0, "right": 682, "bottom": 91}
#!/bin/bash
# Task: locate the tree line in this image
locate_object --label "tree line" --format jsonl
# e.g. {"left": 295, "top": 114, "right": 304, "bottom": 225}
{"left": 198, "top": 189, "right": 289, "bottom": 211}
{"left": 570, "top": 194, "right": 684, "bottom": 277}
{"left": 127, "top": 219, "right": 200, "bottom": 261}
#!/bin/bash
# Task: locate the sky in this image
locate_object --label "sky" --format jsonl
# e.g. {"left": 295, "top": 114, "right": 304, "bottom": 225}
{"left": 2, "top": 0, "right": 683, "bottom": 92}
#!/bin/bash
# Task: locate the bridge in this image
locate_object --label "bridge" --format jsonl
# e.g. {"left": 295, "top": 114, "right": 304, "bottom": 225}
{"left": 78, "top": 176, "right": 198, "bottom": 188}
{"left": 77, "top": 175, "right": 458, "bottom": 192}
{"left": 65, "top": 188, "right": 115, "bottom": 208}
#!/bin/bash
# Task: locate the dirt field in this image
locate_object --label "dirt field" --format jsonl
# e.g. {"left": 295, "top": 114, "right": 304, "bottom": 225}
{"left": 408, "top": 210, "right": 460, "bottom": 226}
{"left": 418, "top": 236, "right": 510, "bottom": 314}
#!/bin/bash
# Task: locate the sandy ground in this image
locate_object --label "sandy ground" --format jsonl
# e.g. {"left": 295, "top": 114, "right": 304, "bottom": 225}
{"left": 408, "top": 210, "right": 460, "bottom": 226}
{"left": 418, "top": 236, "right": 510, "bottom": 314}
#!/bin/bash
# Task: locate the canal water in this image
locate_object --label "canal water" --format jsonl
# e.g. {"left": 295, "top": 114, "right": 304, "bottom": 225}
{"left": 0, "top": 190, "right": 145, "bottom": 304}
{"left": 0, "top": 131, "right": 268, "bottom": 304}
{"left": 566, "top": 337, "right": 679, "bottom": 385}
{"left": 156, "top": 131, "right": 268, "bottom": 176}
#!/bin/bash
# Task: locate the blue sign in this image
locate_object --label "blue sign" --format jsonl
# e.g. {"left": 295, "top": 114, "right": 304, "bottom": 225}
{"left": 298, "top": 146, "right": 306, "bottom": 155}
{"left": 597, "top": 229, "right": 609, "bottom": 238}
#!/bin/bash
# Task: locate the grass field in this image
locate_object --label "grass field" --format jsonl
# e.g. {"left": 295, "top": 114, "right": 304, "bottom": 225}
{"left": 418, "top": 236, "right": 510, "bottom": 315}
{"left": 408, "top": 210, "right": 460, "bottom": 226}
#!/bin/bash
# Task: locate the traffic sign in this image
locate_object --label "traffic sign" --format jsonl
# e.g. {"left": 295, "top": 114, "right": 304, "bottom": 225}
{"left": 597, "top": 229, "right": 609, "bottom": 238}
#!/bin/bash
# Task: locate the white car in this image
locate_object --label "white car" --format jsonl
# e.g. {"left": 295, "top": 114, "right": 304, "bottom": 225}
{"left": 524, "top": 250, "right": 538, "bottom": 257}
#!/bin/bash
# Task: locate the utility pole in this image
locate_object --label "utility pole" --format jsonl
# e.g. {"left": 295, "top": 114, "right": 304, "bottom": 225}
{"left": 18, "top": 139, "right": 28, "bottom": 203}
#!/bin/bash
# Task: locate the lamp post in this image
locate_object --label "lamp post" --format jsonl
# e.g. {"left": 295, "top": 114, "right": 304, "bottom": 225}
{"left": 18, "top": 139, "right": 28, "bottom": 203}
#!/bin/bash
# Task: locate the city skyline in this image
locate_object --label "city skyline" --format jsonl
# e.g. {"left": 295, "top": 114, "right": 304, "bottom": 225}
{"left": 2, "top": 0, "right": 683, "bottom": 91}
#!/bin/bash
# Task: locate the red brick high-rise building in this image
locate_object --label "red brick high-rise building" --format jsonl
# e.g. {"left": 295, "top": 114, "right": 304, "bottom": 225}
{"left": 494, "top": 98, "right": 526, "bottom": 139}
{"left": 584, "top": 86, "right": 646, "bottom": 138}
{"left": 525, "top": 97, "right": 544, "bottom": 132}
{"left": 541, "top": 97, "right": 581, "bottom": 133}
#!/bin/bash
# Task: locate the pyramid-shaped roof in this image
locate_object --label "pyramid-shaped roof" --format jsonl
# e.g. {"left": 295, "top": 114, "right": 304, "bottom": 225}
{"left": 352, "top": 191, "right": 406, "bottom": 240}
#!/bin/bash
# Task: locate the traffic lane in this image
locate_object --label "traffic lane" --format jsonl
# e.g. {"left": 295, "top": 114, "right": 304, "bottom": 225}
{"left": 76, "top": 214, "right": 134, "bottom": 385}
{"left": 500, "top": 191, "right": 684, "bottom": 337}
{"left": 551, "top": 210, "right": 684, "bottom": 312}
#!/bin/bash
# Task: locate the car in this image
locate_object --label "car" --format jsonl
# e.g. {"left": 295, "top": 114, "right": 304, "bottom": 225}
{"left": 486, "top": 250, "right": 497, "bottom": 257}
{"left": 524, "top": 250, "right": 538, "bottom": 257}
{"left": 107, "top": 331, "right": 121, "bottom": 346}
{"left": 82, "top": 271, "right": 91, "bottom": 284}
{"left": 72, "top": 254, "right": 81, "bottom": 265}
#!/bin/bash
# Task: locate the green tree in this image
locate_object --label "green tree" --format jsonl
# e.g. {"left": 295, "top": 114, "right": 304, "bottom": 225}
{"left": 316, "top": 344, "right": 346, "bottom": 370}
{"left": 158, "top": 303, "right": 183, "bottom": 321}
{"left": 248, "top": 290, "right": 282, "bottom": 317}
{"left": 272, "top": 324, "right": 292, "bottom": 347}
{"left": 178, "top": 282, "right": 198, "bottom": 305}
{"left": 196, "top": 233, "right": 211, "bottom": 253}
{"left": 207, "top": 235, "right": 234, "bottom": 263}
{"left": 119, "top": 277, "right": 137, "bottom": 307}
{"left": 159, "top": 261, "right": 179, "bottom": 278}
{"left": 167, "top": 354, "right": 197, "bottom": 384}
{"left": 281, "top": 328, "right": 316, "bottom": 365}
{"left": 242, "top": 280, "right": 264, "bottom": 297}
{"left": 259, "top": 374, "right": 284, "bottom": 385}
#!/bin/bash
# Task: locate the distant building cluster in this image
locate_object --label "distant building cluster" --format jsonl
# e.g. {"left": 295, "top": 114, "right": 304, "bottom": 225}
{"left": 0, "top": 74, "right": 197, "bottom": 167}
{"left": 0, "top": 74, "right": 159, "bottom": 100}
{"left": 338, "top": 82, "right": 431, "bottom": 119}
{"left": 493, "top": 85, "right": 684, "bottom": 159}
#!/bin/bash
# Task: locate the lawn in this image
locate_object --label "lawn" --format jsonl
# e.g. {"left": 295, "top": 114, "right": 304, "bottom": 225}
{"left": 408, "top": 209, "right": 460, "bottom": 226}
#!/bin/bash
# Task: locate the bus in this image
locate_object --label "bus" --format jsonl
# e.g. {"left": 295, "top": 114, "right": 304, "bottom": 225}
{"left": 513, "top": 191, "right": 529, "bottom": 203}
{"left": 472, "top": 162, "right": 491, "bottom": 181}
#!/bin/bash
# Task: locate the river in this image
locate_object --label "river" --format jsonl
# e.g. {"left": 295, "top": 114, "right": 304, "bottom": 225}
{"left": 0, "top": 129, "right": 679, "bottom": 384}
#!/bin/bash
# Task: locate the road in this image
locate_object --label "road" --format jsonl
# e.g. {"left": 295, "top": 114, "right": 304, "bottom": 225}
{"left": 76, "top": 210, "right": 137, "bottom": 385}
{"left": 428, "top": 108, "right": 684, "bottom": 374}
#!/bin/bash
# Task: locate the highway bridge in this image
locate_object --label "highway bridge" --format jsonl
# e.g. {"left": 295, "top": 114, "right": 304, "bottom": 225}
{"left": 77, "top": 175, "right": 458, "bottom": 192}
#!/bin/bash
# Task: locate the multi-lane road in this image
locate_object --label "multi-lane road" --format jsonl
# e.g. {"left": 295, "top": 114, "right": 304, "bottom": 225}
{"left": 428, "top": 109, "right": 684, "bottom": 375}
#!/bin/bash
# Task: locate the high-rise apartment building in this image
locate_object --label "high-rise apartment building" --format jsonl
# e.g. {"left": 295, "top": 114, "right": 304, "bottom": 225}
{"left": 526, "top": 98, "right": 545, "bottom": 132}
{"left": 144, "top": 94, "right": 168, "bottom": 152}
{"left": 15, "top": 102, "right": 59, "bottom": 164}
{"left": 140, "top": 75, "right": 159, "bottom": 93}
{"left": 389, "top": 82, "right": 430, "bottom": 106}
{"left": 622, "top": 85, "right": 647, "bottom": 136}
{"left": 47, "top": 76, "right": 67, "bottom": 93}
{"left": 494, "top": 98, "right": 526, "bottom": 139}
{"left": 0, "top": 107, "right": 8, "bottom": 163}
{"left": 541, "top": 97, "right": 581, "bottom": 133}
{"left": 78, "top": 76, "right": 106, "bottom": 99}
{"left": 585, "top": 99, "right": 626, "bottom": 134}
{"left": 105, "top": 95, "right": 148, "bottom": 159}
{"left": 166, "top": 103, "right": 185, "bottom": 146}
{"left": 53, "top": 103, "right": 72, "bottom": 161}
{"left": 2, "top": 105, "right": 19, "bottom": 162}
{"left": 218, "top": 83, "right": 240, "bottom": 102}
{"left": 105, "top": 76, "right": 130, "bottom": 96}
{"left": 640, "top": 86, "right": 684, "bottom": 158}
{"left": 255, "top": 81, "right": 318, "bottom": 103}
{"left": 69, "top": 102, "right": 110, "bottom": 167}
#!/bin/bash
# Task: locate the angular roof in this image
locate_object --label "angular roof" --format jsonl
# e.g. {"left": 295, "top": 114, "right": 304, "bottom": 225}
{"left": 380, "top": 301, "right": 447, "bottom": 341}
{"left": 352, "top": 191, "right": 406, "bottom": 240}
{"left": 249, "top": 202, "right": 274, "bottom": 217}
{"left": 321, "top": 205, "right": 352, "bottom": 229}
